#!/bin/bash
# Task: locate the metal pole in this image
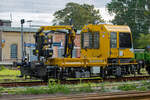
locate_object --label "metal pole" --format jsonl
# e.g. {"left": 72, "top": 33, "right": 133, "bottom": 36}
{"left": 27, "top": 20, "right": 32, "bottom": 61}
{"left": 21, "top": 19, "right": 25, "bottom": 61}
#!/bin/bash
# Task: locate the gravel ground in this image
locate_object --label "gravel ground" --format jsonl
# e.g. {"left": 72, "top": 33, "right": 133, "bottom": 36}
{"left": 0, "top": 93, "right": 97, "bottom": 100}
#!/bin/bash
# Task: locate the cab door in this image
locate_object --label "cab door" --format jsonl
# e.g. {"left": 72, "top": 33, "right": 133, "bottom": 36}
{"left": 110, "top": 32, "right": 119, "bottom": 58}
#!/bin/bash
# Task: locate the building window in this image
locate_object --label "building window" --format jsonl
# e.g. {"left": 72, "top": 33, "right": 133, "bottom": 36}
{"left": 10, "top": 44, "right": 17, "bottom": 58}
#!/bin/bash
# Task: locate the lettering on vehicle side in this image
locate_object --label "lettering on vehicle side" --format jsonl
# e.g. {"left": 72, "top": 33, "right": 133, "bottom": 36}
{"left": 89, "top": 60, "right": 104, "bottom": 63}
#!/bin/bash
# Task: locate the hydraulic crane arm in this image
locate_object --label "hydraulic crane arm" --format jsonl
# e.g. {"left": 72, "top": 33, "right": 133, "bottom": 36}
{"left": 35, "top": 25, "right": 76, "bottom": 59}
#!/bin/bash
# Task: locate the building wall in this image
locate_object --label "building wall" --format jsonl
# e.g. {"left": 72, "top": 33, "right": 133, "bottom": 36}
{"left": 52, "top": 33, "right": 81, "bottom": 58}
{"left": 2, "top": 31, "right": 35, "bottom": 61}
{"left": 1, "top": 30, "right": 81, "bottom": 62}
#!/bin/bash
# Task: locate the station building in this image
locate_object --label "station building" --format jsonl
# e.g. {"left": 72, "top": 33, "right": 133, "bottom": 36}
{"left": 0, "top": 20, "right": 81, "bottom": 62}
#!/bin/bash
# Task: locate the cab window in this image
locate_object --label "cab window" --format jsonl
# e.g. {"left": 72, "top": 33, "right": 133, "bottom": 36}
{"left": 81, "top": 32, "right": 92, "bottom": 48}
{"left": 81, "top": 32, "right": 99, "bottom": 49}
{"left": 110, "top": 32, "right": 117, "bottom": 48}
{"left": 119, "top": 33, "right": 132, "bottom": 48}
{"left": 93, "top": 32, "right": 99, "bottom": 49}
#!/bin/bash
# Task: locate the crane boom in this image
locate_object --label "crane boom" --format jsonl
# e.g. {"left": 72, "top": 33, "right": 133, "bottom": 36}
{"left": 34, "top": 25, "right": 76, "bottom": 60}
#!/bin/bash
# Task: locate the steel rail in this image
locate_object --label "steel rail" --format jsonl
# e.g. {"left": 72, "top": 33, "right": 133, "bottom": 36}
{"left": 1, "top": 75, "right": 150, "bottom": 87}
{"left": 40, "top": 91, "right": 150, "bottom": 100}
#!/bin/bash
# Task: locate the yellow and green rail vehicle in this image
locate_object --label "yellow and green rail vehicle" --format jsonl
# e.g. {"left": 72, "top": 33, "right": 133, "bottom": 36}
{"left": 16, "top": 24, "right": 140, "bottom": 81}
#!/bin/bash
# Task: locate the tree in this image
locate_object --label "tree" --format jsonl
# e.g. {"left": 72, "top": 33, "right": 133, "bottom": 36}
{"left": 135, "top": 33, "right": 150, "bottom": 48}
{"left": 106, "top": 0, "right": 150, "bottom": 47}
{"left": 53, "top": 2, "right": 104, "bottom": 29}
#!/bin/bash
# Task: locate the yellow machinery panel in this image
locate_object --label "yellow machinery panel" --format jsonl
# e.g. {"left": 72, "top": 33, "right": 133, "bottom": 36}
{"left": 46, "top": 58, "right": 107, "bottom": 67}
{"left": 80, "top": 24, "right": 134, "bottom": 60}
{"left": 46, "top": 24, "right": 136, "bottom": 67}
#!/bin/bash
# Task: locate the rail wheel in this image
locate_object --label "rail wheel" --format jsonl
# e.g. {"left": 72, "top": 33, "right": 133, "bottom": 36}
{"left": 115, "top": 66, "right": 122, "bottom": 78}
{"left": 100, "top": 67, "right": 106, "bottom": 78}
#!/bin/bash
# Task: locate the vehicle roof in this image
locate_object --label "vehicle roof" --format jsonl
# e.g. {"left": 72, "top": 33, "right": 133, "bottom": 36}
{"left": 104, "top": 24, "right": 131, "bottom": 32}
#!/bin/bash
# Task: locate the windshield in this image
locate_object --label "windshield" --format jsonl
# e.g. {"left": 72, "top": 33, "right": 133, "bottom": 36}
{"left": 119, "top": 32, "right": 132, "bottom": 48}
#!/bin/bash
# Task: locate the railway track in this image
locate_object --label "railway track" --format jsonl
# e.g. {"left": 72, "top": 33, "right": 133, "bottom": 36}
{"left": 39, "top": 91, "right": 150, "bottom": 100}
{"left": 1, "top": 75, "right": 150, "bottom": 87}
{"left": 0, "top": 81, "right": 47, "bottom": 87}
{"left": 1, "top": 91, "right": 150, "bottom": 100}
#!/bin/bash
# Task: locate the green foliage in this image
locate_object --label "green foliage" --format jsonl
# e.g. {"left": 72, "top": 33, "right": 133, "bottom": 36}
{"left": 0, "top": 68, "right": 20, "bottom": 76}
{"left": 48, "top": 80, "right": 71, "bottom": 94}
{"left": 16, "top": 81, "right": 71, "bottom": 95}
{"left": 53, "top": 2, "right": 104, "bottom": 29}
{"left": 0, "top": 87, "right": 4, "bottom": 92}
{"left": 141, "top": 81, "right": 150, "bottom": 90}
{"left": 78, "top": 82, "right": 93, "bottom": 92}
{"left": 117, "top": 84, "right": 137, "bottom": 91}
{"left": 0, "top": 87, "right": 4, "bottom": 95}
{"left": 3, "top": 81, "right": 150, "bottom": 95}
{"left": 17, "top": 87, "right": 47, "bottom": 95}
{"left": 107, "top": 0, "right": 150, "bottom": 47}
{"left": 136, "top": 86, "right": 147, "bottom": 91}
{"left": 100, "top": 83, "right": 106, "bottom": 92}
{"left": 0, "top": 68, "right": 20, "bottom": 82}
{"left": 0, "top": 66, "right": 6, "bottom": 71}
{"left": 118, "top": 81, "right": 150, "bottom": 91}
{"left": 135, "top": 33, "right": 150, "bottom": 48}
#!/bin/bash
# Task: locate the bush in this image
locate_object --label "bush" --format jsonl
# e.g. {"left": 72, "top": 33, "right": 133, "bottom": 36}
{"left": 0, "top": 87, "right": 4, "bottom": 95}
{"left": 100, "top": 83, "right": 106, "bottom": 92}
{"left": 0, "top": 66, "right": 6, "bottom": 71}
{"left": 0, "top": 87, "right": 4, "bottom": 92}
{"left": 141, "top": 81, "right": 150, "bottom": 90}
{"left": 48, "top": 80, "right": 71, "bottom": 94}
{"left": 17, "top": 87, "right": 47, "bottom": 95}
{"left": 136, "top": 86, "right": 147, "bottom": 91}
{"left": 117, "top": 84, "right": 137, "bottom": 91}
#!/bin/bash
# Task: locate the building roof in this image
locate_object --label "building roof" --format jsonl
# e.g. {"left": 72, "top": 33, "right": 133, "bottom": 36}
{"left": 0, "top": 26, "right": 38, "bottom": 32}
{"left": 0, "top": 19, "right": 11, "bottom": 23}
{"left": 0, "top": 26, "right": 81, "bottom": 34}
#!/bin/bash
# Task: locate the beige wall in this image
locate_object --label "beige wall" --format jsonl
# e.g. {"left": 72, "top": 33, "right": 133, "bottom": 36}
{"left": 2, "top": 31, "right": 35, "bottom": 61}
{"left": 1, "top": 31, "right": 81, "bottom": 62}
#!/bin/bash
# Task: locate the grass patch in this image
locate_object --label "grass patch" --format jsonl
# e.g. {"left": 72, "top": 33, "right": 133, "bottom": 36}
{"left": 0, "top": 87, "right": 4, "bottom": 92}
{"left": 0, "top": 66, "right": 6, "bottom": 71}
{"left": 117, "top": 84, "right": 138, "bottom": 91}
{"left": 100, "top": 83, "right": 106, "bottom": 92}
{"left": 117, "top": 81, "right": 150, "bottom": 91}
{"left": 48, "top": 80, "right": 71, "bottom": 94}
{"left": 0, "top": 66, "right": 39, "bottom": 83}
{"left": 78, "top": 83, "right": 93, "bottom": 93}
{"left": 0, "top": 67, "right": 24, "bottom": 82}
{"left": 0, "top": 68, "right": 20, "bottom": 76}
{"left": 13, "top": 81, "right": 96, "bottom": 95}
{"left": 0, "top": 87, "right": 4, "bottom": 95}
{"left": 16, "top": 87, "right": 47, "bottom": 95}
{"left": 1, "top": 80, "right": 150, "bottom": 95}
{"left": 136, "top": 86, "right": 147, "bottom": 91}
{"left": 140, "top": 81, "right": 150, "bottom": 90}
{"left": 16, "top": 81, "right": 71, "bottom": 95}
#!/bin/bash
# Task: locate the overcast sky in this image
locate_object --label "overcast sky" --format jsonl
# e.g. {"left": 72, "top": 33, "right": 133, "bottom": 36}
{"left": 0, "top": 0, "right": 113, "bottom": 27}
